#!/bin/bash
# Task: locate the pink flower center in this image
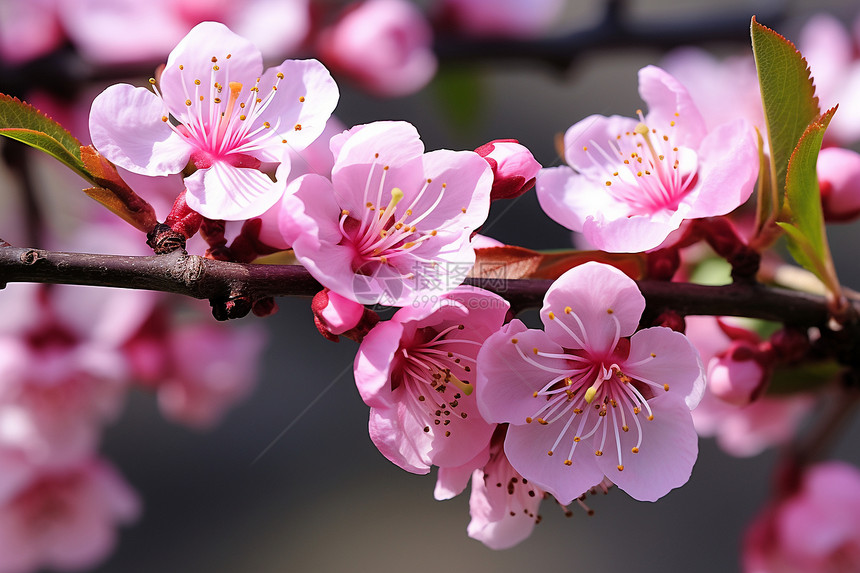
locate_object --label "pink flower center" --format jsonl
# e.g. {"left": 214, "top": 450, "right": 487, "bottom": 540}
{"left": 584, "top": 110, "right": 698, "bottom": 215}
{"left": 510, "top": 305, "right": 669, "bottom": 472}
{"left": 151, "top": 57, "right": 293, "bottom": 163}
{"left": 337, "top": 160, "right": 445, "bottom": 278}
{"left": 392, "top": 323, "right": 479, "bottom": 438}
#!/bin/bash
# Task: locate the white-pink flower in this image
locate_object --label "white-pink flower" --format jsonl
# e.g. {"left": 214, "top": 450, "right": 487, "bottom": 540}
{"left": 464, "top": 429, "right": 545, "bottom": 550}
{"left": 743, "top": 461, "right": 860, "bottom": 573}
{"left": 354, "top": 287, "right": 508, "bottom": 473}
{"left": 0, "top": 458, "right": 139, "bottom": 573}
{"left": 89, "top": 21, "right": 338, "bottom": 220}
{"left": 477, "top": 262, "right": 705, "bottom": 503}
{"left": 318, "top": 0, "right": 437, "bottom": 97}
{"left": 281, "top": 121, "right": 493, "bottom": 306}
{"left": 537, "top": 65, "right": 758, "bottom": 253}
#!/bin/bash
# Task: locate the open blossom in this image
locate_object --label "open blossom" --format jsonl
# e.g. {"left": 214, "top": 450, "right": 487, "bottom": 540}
{"left": 537, "top": 65, "right": 758, "bottom": 253}
{"left": 317, "top": 0, "right": 437, "bottom": 97}
{"left": 281, "top": 121, "right": 493, "bottom": 306}
{"left": 477, "top": 262, "right": 705, "bottom": 503}
{"left": 0, "top": 458, "right": 139, "bottom": 573}
{"left": 353, "top": 287, "right": 508, "bottom": 473}
{"left": 89, "top": 21, "right": 338, "bottom": 220}
{"left": 744, "top": 461, "right": 860, "bottom": 573}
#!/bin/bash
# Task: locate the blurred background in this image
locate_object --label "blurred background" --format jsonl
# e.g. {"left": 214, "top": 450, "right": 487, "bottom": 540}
{"left": 2, "top": 0, "right": 860, "bottom": 571}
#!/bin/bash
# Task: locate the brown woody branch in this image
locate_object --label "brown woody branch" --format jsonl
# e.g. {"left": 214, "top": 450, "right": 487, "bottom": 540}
{"left": 0, "top": 242, "right": 844, "bottom": 327}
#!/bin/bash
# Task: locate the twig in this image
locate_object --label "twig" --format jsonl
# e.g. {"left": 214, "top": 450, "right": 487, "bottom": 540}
{"left": 0, "top": 242, "right": 843, "bottom": 327}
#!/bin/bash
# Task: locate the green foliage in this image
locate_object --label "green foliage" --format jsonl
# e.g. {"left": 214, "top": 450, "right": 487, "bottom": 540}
{"left": 750, "top": 17, "right": 820, "bottom": 218}
{"left": 777, "top": 107, "right": 839, "bottom": 292}
{"left": 0, "top": 94, "right": 90, "bottom": 180}
{"left": 0, "top": 94, "right": 158, "bottom": 233}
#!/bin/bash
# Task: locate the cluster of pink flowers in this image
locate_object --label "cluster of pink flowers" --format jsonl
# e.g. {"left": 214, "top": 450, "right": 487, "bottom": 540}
{"left": 5, "top": 7, "right": 860, "bottom": 572}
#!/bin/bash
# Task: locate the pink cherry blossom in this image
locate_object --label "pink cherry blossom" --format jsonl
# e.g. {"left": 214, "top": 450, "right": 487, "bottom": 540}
{"left": 353, "top": 287, "right": 508, "bottom": 473}
{"left": 281, "top": 121, "right": 493, "bottom": 306}
{"left": 317, "top": 0, "right": 437, "bottom": 98}
{"left": 0, "top": 458, "right": 139, "bottom": 573}
{"left": 743, "top": 461, "right": 860, "bottom": 573}
{"left": 436, "top": 0, "right": 565, "bottom": 38}
{"left": 464, "top": 428, "right": 545, "bottom": 549}
{"left": 89, "top": 21, "right": 339, "bottom": 220}
{"left": 537, "top": 65, "right": 758, "bottom": 253}
{"left": 477, "top": 262, "right": 705, "bottom": 503}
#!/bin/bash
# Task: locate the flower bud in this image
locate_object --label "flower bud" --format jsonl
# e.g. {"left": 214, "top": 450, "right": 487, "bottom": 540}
{"left": 475, "top": 139, "right": 542, "bottom": 201}
{"left": 818, "top": 147, "right": 860, "bottom": 222}
{"left": 312, "top": 289, "right": 380, "bottom": 342}
{"left": 707, "top": 341, "right": 769, "bottom": 406}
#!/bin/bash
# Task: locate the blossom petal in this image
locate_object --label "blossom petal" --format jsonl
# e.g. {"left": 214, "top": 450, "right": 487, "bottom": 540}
{"left": 89, "top": 84, "right": 192, "bottom": 176}
{"left": 594, "top": 393, "right": 697, "bottom": 501}
{"left": 353, "top": 320, "right": 403, "bottom": 408}
{"left": 477, "top": 321, "right": 570, "bottom": 425}
{"left": 504, "top": 421, "right": 604, "bottom": 505}
{"left": 541, "top": 262, "right": 645, "bottom": 354}
{"left": 368, "top": 405, "right": 432, "bottom": 474}
{"left": 253, "top": 59, "right": 339, "bottom": 160}
{"left": 562, "top": 114, "right": 639, "bottom": 176}
{"left": 683, "top": 119, "right": 758, "bottom": 219}
{"left": 580, "top": 209, "right": 686, "bottom": 253}
{"left": 412, "top": 149, "right": 493, "bottom": 232}
{"left": 159, "top": 22, "right": 263, "bottom": 109}
{"left": 434, "top": 445, "right": 490, "bottom": 500}
{"left": 624, "top": 326, "right": 705, "bottom": 409}
{"left": 638, "top": 65, "right": 707, "bottom": 148}
{"left": 184, "top": 159, "right": 289, "bottom": 220}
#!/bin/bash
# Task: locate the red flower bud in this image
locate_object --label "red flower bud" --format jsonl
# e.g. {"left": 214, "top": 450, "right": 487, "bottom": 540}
{"left": 475, "top": 139, "right": 541, "bottom": 202}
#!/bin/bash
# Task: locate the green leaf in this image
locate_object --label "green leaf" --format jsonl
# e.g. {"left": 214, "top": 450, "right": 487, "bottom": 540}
{"left": 779, "top": 106, "right": 839, "bottom": 292}
{"left": 0, "top": 94, "right": 90, "bottom": 180}
{"left": 750, "top": 17, "right": 820, "bottom": 217}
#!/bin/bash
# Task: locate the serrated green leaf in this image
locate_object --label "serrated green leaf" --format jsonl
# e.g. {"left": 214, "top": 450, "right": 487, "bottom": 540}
{"left": 779, "top": 107, "right": 840, "bottom": 294}
{"left": 0, "top": 94, "right": 90, "bottom": 180}
{"left": 751, "top": 17, "right": 820, "bottom": 216}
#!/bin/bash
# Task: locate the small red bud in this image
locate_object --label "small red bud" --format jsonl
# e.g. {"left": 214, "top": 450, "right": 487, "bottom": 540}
{"left": 475, "top": 139, "right": 542, "bottom": 202}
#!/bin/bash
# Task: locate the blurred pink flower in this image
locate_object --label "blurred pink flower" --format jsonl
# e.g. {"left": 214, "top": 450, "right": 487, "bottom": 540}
{"left": 282, "top": 121, "right": 493, "bottom": 306}
{"left": 799, "top": 14, "right": 860, "bottom": 145}
{"left": 659, "top": 47, "right": 763, "bottom": 132}
{"left": 818, "top": 147, "right": 860, "bottom": 223}
{"left": 354, "top": 287, "right": 508, "bottom": 473}
{"left": 58, "top": 0, "right": 310, "bottom": 65}
{"left": 744, "top": 461, "right": 860, "bottom": 573}
{"left": 0, "top": 284, "right": 151, "bottom": 467}
{"left": 477, "top": 262, "right": 705, "bottom": 503}
{"left": 89, "top": 21, "right": 338, "bottom": 220}
{"left": 0, "top": 458, "right": 139, "bottom": 573}
{"left": 318, "top": 0, "right": 437, "bottom": 97}
{"left": 125, "top": 308, "right": 266, "bottom": 429}
{"left": 436, "top": 0, "right": 564, "bottom": 38}
{"left": 684, "top": 316, "right": 813, "bottom": 458}
{"left": 0, "top": 0, "right": 63, "bottom": 64}
{"left": 537, "top": 65, "right": 758, "bottom": 253}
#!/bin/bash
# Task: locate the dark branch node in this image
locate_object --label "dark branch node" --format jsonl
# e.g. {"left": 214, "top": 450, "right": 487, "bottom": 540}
{"left": 147, "top": 223, "right": 187, "bottom": 255}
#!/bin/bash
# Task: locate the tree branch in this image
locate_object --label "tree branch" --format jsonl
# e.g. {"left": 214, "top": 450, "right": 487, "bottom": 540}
{"left": 0, "top": 242, "right": 844, "bottom": 328}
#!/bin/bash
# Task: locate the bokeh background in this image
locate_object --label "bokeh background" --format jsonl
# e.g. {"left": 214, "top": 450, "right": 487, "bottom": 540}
{"left": 3, "top": 0, "right": 860, "bottom": 571}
